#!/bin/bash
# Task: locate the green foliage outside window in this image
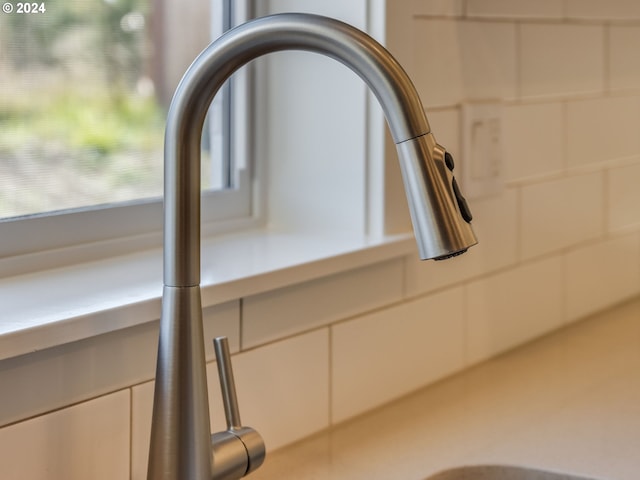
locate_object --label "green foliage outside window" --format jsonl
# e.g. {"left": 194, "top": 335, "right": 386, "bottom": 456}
{"left": 0, "top": 0, "right": 165, "bottom": 217}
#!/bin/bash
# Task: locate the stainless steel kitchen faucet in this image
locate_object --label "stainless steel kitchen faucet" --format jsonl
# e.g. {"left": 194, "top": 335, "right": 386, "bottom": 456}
{"left": 148, "top": 13, "right": 477, "bottom": 480}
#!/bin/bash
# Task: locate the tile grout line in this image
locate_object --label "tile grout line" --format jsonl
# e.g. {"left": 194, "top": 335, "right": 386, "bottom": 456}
{"left": 603, "top": 23, "right": 611, "bottom": 94}
{"left": 515, "top": 21, "right": 522, "bottom": 100}
{"left": 129, "top": 387, "right": 134, "bottom": 480}
{"left": 239, "top": 297, "right": 244, "bottom": 352}
{"left": 327, "top": 326, "right": 333, "bottom": 427}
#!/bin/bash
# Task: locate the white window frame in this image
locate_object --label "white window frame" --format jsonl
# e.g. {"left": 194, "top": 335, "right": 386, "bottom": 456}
{"left": 0, "top": 0, "right": 256, "bottom": 276}
{"left": 0, "top": 0, "right": 418, "bottom": 363}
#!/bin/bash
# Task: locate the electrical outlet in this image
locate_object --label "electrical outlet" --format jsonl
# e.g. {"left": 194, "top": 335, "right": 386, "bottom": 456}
{"left": 461, "top": 102, "right": 504, "bottom": 199}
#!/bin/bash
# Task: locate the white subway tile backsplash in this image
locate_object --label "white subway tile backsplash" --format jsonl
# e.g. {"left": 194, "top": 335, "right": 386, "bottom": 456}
{"left": 412, "top": 0, "right": 463, "bottom": 16}
{"left": 413, "top": 19, "right": 517, "bottom": 104}
{"left": 131, "top": 330, "right": 330, "bottom": 473}
{"left": 209, "top": 329, "right": 330, "bottom": 451}
{"left": 567, "top": 96, "right": 640, "bottom": 167}
{"left": 405, "top": 188, "right": 518, "bottom": 295}
{"left": 503, "top": 102, "right": 564, "bottom": 181}
{"left": 566, "top": 234, "right": 640, "bottom": 322}
{"left": 0, "top": 391, "right": 130, "bottom": 480}
{"left": 412, "top": 19, "right": 464, "bottom": 106}
{"left": 520, "top": 24, "right": 604, "bottom": 98}
{"left": 458, "top": 21, "right": 518, "bottom": 100}
{"left": 0, "top": 321, "right": 162, "bottom": 430}
{"left": 203, "top": 301, "right": 241, "bottom": 360}
{"left": 466, "top": 0, "right": 564, "bottom": 19}
{"left": 405, "top": 250, "right": 472, "bottom": 298}
{"left": 466, "top": 256, "right": 564, "bottom": 364}
{"left": 331, "top": 288, "right": 466, "bottom": 423}
{"left": 608, "top": 162, "right": 640, "bottom": 232}
{"left": 566, "top": 0, "right": 640, "bottom": 20}
{"left": 131, "top": 382, "right": 154, "bottom": 480}
{"left": 0, "top": 301, "right": 237, "bottom": 430}
{"left": 521, "top": 172, "right": 605, "bottom": 259}
{"left": 610, "top": 26, "right": 640, "bottom": 92}
{"left": 242, "top": 260, "right": 403, "bottom": 348}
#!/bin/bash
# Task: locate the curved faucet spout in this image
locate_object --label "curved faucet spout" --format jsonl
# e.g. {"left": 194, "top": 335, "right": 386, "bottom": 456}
{"left": 150, "top": 12, "right": 477, "bottom": 480}
{"left": 163, "top": 12, "right": 476, "bottom": 288}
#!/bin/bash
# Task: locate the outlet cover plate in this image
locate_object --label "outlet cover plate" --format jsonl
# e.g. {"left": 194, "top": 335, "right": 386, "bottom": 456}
{"left": 461, "top": 102, "right": 504, "bottom": 199}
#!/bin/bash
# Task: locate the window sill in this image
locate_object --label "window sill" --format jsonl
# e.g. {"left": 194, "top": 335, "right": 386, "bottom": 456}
{"left": 0, "top": 228, "right": 416, "bottom": 361}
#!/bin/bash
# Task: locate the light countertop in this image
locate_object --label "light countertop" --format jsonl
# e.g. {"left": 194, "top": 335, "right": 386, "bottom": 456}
{"left": 251, "top": 296, "right": 640, "bottom": 480}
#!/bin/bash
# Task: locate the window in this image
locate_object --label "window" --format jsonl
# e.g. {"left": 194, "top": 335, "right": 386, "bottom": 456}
{"left": 0, "top": 0, "right": 253, "bottom": 269}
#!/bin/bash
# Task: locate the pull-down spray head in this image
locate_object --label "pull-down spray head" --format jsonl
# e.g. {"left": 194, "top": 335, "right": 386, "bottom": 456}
{"left": 396, "top": 133, "right": 477, "bottom": 260}
{"left": 150, "top": 12, "right": 477, "bottom": 480}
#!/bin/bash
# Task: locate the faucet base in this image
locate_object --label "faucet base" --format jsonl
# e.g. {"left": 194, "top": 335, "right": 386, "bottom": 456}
{"left": 148, "top": 286, "right": 213, "bottom": 480}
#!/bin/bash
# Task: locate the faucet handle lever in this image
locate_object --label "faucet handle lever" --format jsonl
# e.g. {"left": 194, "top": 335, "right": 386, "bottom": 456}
{"left": 211, "top": 337, "right": 266, "bottom": 479}
{"left": 213, "top": 336, "right": 242, "bottom": 430}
